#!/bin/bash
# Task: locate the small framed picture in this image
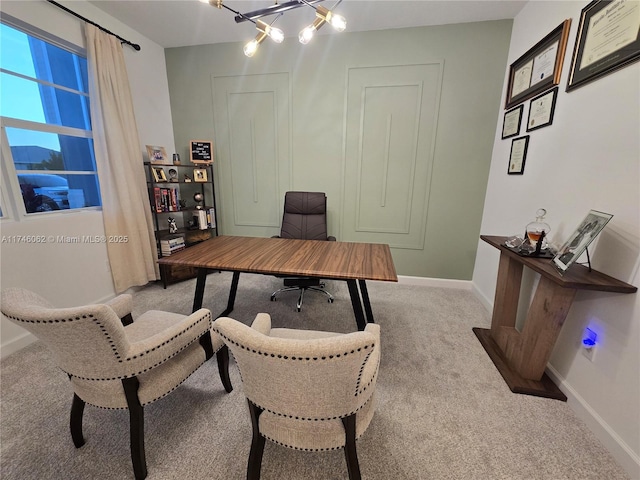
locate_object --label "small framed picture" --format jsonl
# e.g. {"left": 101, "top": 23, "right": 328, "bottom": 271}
{"left": 552, "top": 210, "right": 614, "bottom": 273}
{"left": 146, "top": 145, "right": 169, "bottom": 165}
{"left": 502, "top": 105, "right": 524, "bottom": 139}
{"left": 193, "top": 168, "right": 208, "bottom": 182}
{"left": 507, "top": 136, "right": 529, "bottom": 175}
{"left": 152, "top": 166, "right": 167, "bottom": 182}
{"left": 527, "top": 87, "right": 558, "bottom": 132}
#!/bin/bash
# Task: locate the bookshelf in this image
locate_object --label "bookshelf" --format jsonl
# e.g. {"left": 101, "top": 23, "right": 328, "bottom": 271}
{"left": 145, "top": 162, "right": 218, "bottom": 287}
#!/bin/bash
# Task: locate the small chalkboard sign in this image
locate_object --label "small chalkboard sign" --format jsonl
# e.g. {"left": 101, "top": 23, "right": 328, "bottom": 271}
{"left": 189, "top": 140, "right": 213, "bottom": 164}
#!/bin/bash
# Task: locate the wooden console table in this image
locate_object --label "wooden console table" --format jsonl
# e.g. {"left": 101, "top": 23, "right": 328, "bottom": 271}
{"left": 474, "top": 235, "right": 637, "bottom": 401}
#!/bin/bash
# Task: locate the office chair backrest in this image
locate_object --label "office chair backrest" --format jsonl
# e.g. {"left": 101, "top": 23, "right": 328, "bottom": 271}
{"left": 280, "top": 191, "right": 329, "bottom": 241}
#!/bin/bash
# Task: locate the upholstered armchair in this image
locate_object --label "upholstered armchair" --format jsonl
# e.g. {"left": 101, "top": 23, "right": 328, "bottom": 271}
{"left": 213, "top": 314, "right": 380, "bottom": 480}
{"left": 0, "top": 288, "right": 232, "bottom": 480}
{"left": 271, "top": 191, "right": 336, "bottom": 311}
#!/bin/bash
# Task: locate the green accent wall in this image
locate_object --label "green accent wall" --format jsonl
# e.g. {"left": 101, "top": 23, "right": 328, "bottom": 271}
{"left": 165, "top": 20, "right": 512, "bottom": 279}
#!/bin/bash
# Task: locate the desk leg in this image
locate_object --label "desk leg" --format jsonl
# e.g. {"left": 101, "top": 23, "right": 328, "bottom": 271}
{"left": 218, "top": 271, "right": 240, "bottom": 318}
{"left": 192, "top": 268, "right": 209, "bottom": 312}
{"left": 359, "top": 280, "right": 374, "bottom": 324}
{"left": 347, "top": 280, "right": 367, "bottom": 331}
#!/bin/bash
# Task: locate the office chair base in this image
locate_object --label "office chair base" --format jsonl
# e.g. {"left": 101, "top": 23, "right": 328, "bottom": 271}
{"left": 271, "top": 285, "right": 334, "bottom": 312}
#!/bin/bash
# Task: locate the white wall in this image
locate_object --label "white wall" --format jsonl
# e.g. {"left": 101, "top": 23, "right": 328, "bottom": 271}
{"left": 473, "top": 1, "right": 640, "bottom": 477}
{"left": 0, "top": 0, "right": 176, "bottom": 356}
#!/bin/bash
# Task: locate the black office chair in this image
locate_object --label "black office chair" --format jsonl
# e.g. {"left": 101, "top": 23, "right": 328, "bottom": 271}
{"left": 271, "top": 191, "right": 335, "bottom": 311}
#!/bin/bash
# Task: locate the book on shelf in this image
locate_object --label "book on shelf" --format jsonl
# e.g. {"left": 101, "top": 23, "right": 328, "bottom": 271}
{"left": 154, "top": 186, "right": 181, "bottom": 213}
{"left": 160, "top": 235, "right": 186, "bottom": 256}
{"left": 207, "top": 208, "right": 216, "bottom": 228}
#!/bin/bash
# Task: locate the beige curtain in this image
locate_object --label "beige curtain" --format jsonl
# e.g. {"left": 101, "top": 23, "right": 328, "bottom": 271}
{"left": 85, "top": 24, "right": 159, "bottom": 292}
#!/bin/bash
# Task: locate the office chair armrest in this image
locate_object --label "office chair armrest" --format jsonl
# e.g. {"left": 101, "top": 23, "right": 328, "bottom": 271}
{"left": 123, "top": 308, "right": 212, "bottom": 373}
{"left": 327, "top": 236, "right": 336, "bottom": 241}
{"left": 104, "top": 294, "right": 133, "bottom": 318}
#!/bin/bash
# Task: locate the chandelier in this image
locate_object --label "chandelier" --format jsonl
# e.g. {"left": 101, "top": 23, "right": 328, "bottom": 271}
{"left": 201, "top": 0, "right": 347, "bottom": 57}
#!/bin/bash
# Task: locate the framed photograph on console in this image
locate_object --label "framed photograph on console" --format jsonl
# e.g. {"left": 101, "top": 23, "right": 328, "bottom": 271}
{"left": 566, "top": 0, "right": 640, "bottom": 91}
{"left": 552, "top": 210, "right": 613, "bottom": 273}
{"left": 505, "top": 19, "right": 571, "bottom": 109}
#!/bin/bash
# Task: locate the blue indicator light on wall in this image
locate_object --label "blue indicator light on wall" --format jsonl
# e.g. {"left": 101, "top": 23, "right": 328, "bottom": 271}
{"left": 582, "top": 327, "right": 597, "bottom": 347}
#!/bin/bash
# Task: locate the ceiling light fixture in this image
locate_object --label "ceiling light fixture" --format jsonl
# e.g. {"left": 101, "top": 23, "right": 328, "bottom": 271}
{"left": 203, "top": 0, "right": 346, "bottom": 57}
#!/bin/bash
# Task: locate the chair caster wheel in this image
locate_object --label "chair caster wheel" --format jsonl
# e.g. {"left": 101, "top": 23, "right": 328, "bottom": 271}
{"left": 328, "top": 298, "right": 334, "bottom": 303}
{"left": 270, "top": 296, "right": 276, "bottom": 302}
{"left": 296, "top": 307, "right": 301, "bottom": 312}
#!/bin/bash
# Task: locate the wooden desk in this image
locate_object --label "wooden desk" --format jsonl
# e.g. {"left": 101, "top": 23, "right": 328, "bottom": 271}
{"left": 158, "top": 235, "right": 398, "bottom": 331}
{"left": 474, "top": 235, "right": 637, "bottom": 401}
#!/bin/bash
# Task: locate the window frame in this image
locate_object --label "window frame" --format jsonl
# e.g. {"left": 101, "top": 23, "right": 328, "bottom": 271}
{"left": 0, "top": 16, "right": 101, "bottom": 219}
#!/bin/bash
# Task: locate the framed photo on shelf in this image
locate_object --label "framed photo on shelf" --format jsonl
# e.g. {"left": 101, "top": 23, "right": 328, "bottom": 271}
{"left": 566, "top": 0, "right": 640, "bottom": 91}
{"left": 146, "top": 145, "right": 169, "bottom": 165}
{"left": 502, "top": 105, "right": 524, "bottom": 139}
{"left": 507, "top": 136, "right": 529, "bottom": 175}
{"left": 152, "top": 166, "right": 167, "bottom": 182}
{"left": 505, "top": 19, "right": 571, "bottom": 109}
{"left": 193, "top": 168, "right": 208, "bottom": 182}
{"left": 526, "top": 87, "right": 558, "bottom": 132}
{"left": 552, "top": 210, "right": 613, "bottom": 273}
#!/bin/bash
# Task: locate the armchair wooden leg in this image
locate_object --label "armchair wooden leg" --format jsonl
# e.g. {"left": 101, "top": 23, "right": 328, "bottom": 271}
{"left": 217, "top": 345, "right": 233, "bottom": 393}
{"left": 122, "top": 377, "right": 147, "bottom": 480}
{"left": 70, "top": 393, "right": 86, "bottom": 448}
{"left": 247, "top": 400, "right": 265, "bottom": 480}
{"left": 342, "top": 414, "right": 361, "bottom": 480}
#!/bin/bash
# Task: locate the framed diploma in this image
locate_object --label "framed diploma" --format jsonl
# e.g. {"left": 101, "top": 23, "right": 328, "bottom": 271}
{"left": 526, "top": 87, "right": 558, "bottom": 132}
{"left": 507, "top": 136, "right": 530, "bottom": 175}
{"left": 505, "top": 19, "right": 572, "bottom": 109}
{"left": 567, "top": 0, "right": 640, "bottom": 91}
{"left": 502, "top": 105, "right": 524, "bottom": 139}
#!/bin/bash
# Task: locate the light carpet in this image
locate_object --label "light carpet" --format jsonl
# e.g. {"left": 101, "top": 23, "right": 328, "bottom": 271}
{"left": 0, "top": 272, "right": 629, "bottom": 479}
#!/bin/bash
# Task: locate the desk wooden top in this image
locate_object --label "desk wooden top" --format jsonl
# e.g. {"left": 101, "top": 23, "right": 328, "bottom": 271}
{"left": 158, "top": 236, "right": 398, "bottom": 282}
{"left": 481, "top": 235, "right": 637, "bottom": 293}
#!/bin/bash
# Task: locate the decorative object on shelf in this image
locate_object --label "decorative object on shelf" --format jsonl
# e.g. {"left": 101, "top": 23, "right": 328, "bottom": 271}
{"left": 567, "top": 0, "right": 640, "bottom": 91}
{"left": 146, "top": 145, "right": 170, "bottom": 164}
{"left": 503, "top": 208, "right": 553, "bottom": 258}
{"left": 200, "top": 0, "right": 346, "bottom": 57}
{"left": 502, "top": 104, "right": 523, "bottom": 139}
{"left": 526, "top": 87, "right": 558, "bottom": 132}
{"left": 172, "top": 153, "right": 181, "bottom": 165}
{"left": 168, "top": 217, "right": 178, "bottom": 234}
{"left": 179, "top": 199, "right": 187, "bottom": 209}
{"left": 184, "top": 174, "right": 192, "bottom": 182}
{"left": 152, "top": 166, "right": 167, "bottom": 182}
{"left": 552, "top": 210, "right": 613, "bottom": 274}
{"left": 193, "top": 168, "right": 208, "bottom": 182}
{"left": 168, "top": 168, "right": 179, "bottom": 182}
{"left": 193, "top": 192, "right": 204, "bottom": 210}
{"left": 507, "top": 135, "right": 529, "bottom": 175}
{"left": 189, "top": 140, "right": 213, "bottom": 164}
{"left": 505, "top": 19, "right": 571, "bottom": 109}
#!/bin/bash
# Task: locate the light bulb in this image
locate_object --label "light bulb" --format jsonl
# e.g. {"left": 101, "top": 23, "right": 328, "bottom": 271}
{"left": 244, "top": 39, "right": 259, "bottom": 57}
{"left": 328, "top": 13, "right": 346, "bottom": 32}
{"left": 267, "top": 26, "right": 284, "bottom": 43}
{"left": 299, "top": 25, "right": 316, "bottom": 44}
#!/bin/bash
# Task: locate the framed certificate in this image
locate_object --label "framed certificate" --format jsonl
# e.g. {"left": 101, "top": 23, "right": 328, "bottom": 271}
{"left": 502, "top": 105, "right": 524, "bottom": 139}
{"left": 567, "top": 0, "right": 640, "bottom": 91}
{"left": 507, "top": 136, "right": 530, "bottom": 175}
{"left": 505, "top": 19, "right": 572, "bottom": 109}
{"left": 526, "top": 87, "right": 558, "bottom": 132}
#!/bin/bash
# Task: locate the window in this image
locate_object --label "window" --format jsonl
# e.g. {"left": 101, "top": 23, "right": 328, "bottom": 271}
{"left": 0, "top": 21, "right": 100, "bottom": 215}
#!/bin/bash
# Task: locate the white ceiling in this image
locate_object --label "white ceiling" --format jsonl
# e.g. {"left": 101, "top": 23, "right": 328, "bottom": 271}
{"left": 88, "top": 0, "right": 527, "bottom": 48}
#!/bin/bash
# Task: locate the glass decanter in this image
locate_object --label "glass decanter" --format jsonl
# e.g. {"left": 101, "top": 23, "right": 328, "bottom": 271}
{"left": 525, "top": 208, "right": 550, "bottom": 252}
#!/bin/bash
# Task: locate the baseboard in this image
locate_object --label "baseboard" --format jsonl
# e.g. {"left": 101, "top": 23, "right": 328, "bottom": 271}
{"left": 545, "top": 366, "right": 640, "bottom": 479}
{"left": 397, "top": 275, "right": 473, "bottom": 289}
{"left": 471, "top": 284, "right": 640, "bottom": 479}
{"left": 1, "top": 331, "right": 37, "bottom": 359}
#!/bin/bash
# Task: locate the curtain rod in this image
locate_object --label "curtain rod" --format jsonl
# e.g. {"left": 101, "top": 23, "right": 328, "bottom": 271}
{"left": 46, "top": 0, "right": 141, "bottom": 51}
